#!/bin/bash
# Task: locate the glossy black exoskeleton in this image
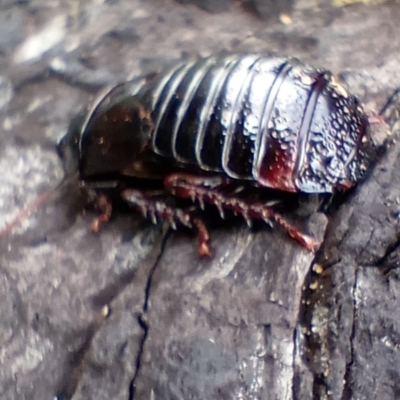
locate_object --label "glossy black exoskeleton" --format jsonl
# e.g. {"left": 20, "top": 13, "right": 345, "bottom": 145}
{"left": 58, "top": 54, "right": 378, "bottom": 255}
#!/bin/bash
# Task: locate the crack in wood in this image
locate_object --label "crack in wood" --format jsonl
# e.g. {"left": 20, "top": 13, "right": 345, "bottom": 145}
{"left": 128, "top": 232, "right": 169, "bottom": 400}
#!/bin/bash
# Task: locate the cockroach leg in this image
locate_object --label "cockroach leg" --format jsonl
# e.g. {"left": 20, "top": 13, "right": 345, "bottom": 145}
{"left": 164, "top": 173, "right": 320, "bottom": 252}
{"left": 367, "top": 112, "right": 386, "bottom": 125}
{"left": 191, "top": 217, "right": 211, "bottom": 257}
{"left": 90, "top": 194, "right": 113, "bottom": 233}
{"left": 121, "top": 189, "right": 211, "bottom": 256}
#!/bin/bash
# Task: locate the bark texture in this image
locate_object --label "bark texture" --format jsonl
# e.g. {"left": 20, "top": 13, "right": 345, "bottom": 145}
{"left": 1, "top": 1, "right": 400, "bottom": 399}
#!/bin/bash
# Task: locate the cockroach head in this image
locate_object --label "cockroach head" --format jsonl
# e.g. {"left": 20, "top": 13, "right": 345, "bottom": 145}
{"left": 57, "top": 84, "right": 155, "bottom": 183}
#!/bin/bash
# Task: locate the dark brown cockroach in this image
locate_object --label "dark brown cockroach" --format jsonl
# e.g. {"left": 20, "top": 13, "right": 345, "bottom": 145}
{"left": 55, "top": 54, "right": 379, "bottom": 255}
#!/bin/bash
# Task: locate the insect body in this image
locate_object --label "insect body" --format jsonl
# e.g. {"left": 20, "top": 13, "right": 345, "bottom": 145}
{"left": 59, "top": 54, "right": 377, "bottom": 255}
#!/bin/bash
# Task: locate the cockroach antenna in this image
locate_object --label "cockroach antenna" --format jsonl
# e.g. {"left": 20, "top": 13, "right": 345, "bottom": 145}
{"left": 0, "top": 173, "right": 79, "bottom": 240}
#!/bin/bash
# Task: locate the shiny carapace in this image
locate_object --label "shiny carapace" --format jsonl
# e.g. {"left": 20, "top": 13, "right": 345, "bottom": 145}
{"left": 59, "top": 54, "right": 378, "bottom": 254}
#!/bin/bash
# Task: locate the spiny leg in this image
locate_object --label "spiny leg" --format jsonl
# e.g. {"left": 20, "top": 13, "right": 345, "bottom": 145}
{"left": 121, "top": 189, "right": 211, "bottom": 257}
{"left": 90, "top": 193, "right": 113, "bottom": 233}
{"left": 164, "top": 173, "right": 320, "bottom": 252}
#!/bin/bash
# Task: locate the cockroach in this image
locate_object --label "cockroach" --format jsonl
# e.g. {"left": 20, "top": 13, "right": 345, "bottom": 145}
{"left": 3, "top": 54, "right": 381, "bottom": 255}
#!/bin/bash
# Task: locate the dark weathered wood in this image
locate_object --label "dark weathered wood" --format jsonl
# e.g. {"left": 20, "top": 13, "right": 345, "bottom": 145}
{"left": 1, "top": 1, "right": 400, "bottom": 399}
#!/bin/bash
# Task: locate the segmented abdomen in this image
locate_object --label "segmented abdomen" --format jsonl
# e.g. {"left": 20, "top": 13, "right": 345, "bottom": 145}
{"left": 135, "top": 54, "right": 368, "bottom": 193}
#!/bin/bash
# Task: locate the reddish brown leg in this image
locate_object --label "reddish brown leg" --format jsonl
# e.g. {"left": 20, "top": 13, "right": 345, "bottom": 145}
{"left": 90, "top": 194, "right": 113, "bottom": 233}
{"left": 367, "top": 112, "right": 386, "bottom": 125}
{"left": 164, "top": 173, "right": 320, "bottom": 252}
{"left": 121, "top": 189, "right": 211, "bottom": 257}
